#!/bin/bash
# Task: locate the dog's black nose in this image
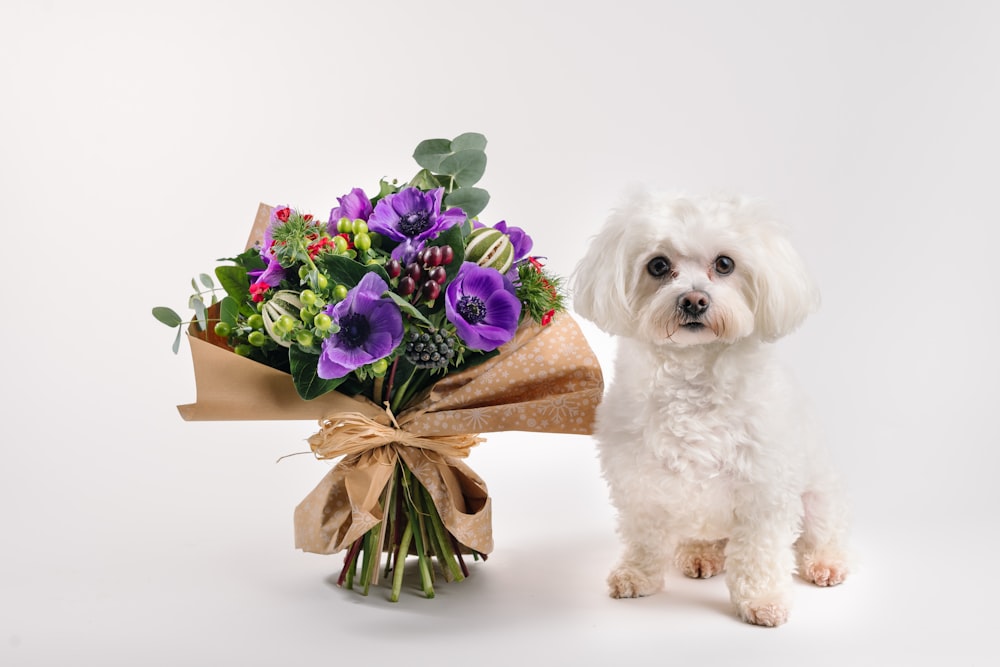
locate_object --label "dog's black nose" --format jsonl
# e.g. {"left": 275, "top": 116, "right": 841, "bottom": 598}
{"left": 679, "top": 291, "right": 711, "bottom": 316}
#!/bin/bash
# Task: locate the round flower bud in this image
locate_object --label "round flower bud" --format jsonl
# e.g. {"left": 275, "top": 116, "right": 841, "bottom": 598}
{"left": 464, "top": 227, "right": 514, "bottom": 274}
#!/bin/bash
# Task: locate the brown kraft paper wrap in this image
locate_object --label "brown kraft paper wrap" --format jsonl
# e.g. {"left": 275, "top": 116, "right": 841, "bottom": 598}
{"left": 176, "top": 203, "right": 605, "bottom": 558}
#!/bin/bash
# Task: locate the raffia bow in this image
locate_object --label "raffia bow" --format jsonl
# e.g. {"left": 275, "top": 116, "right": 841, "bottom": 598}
{"left": 308, "top": 405, "right": 485, "bottom": 461}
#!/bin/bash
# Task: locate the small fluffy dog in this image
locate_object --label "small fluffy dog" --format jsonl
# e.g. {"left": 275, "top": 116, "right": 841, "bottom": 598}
{"left": 572, "top": 190, "right": 850, "bottom": 627}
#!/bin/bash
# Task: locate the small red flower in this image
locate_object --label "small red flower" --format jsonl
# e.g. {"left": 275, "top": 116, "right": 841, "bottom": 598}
{"left": 303, "top": 214, "right": 313, "bottom": 222}
{"left": 275, "top": 207, "right": 291, "bottom": 222}
{"left": 541, "top": 309, "right": 555, "bottom": 326}
{"left": 308, "top": 236, "right": 336, "bottom": 259}
{"left": 249, "top": 281, "right": 271, "bottom": 303}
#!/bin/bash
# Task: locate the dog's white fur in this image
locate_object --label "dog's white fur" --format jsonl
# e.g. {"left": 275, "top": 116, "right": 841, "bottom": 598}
{"left": 572, "top": 190, "right": 850, "bottom": 627}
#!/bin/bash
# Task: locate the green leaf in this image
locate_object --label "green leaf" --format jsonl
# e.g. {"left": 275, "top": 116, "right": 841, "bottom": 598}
{"left": 199, "top": 273, "right": 214, "bottom": 289}
{"left": 290, "top": 345, "right": 346, "bottom": 400}
{"left": 408, "top": 168, "right": 444, "bottom": 191}
{"left": 190, "top": 295, "right": 207, "bottom": 330}
{"left": 219, "top": 296, "right": 239, "bottom": 326}
{"left": 386, "top": 291, "right": 434, "bottom": 328}
{"left": 215, "top": 265, "right": 250, "bottom": 301}
{"left": 450, "top": 132, "right": 487, "bottom": 153}
{"left": 315, "top": 254, "right": 389, "bottom": 288}
{"left": 172, "top": 327, "right": 182, "bottom": 354}
{"left": 444, "top": 187, "right": 490, "bottom": 219}
{"left": 152, "top": 306, "right": 183, "bottom": 328}
{"left": 438, "top": 149, "right": 486, "bottom": 188}
{"left": 412, "top": 138, "right": 453, "bottom": 172}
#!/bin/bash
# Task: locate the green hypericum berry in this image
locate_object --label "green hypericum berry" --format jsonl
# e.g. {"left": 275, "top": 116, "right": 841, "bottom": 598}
{"left": 295, "top": 330, "right": 314, "bottom": 347}
{"left": 276, "top": 314, "right": 296, "bottom": 334}
{"left": 333, "top": 284, "right": 349, "bottom": 301}
{"left": 234, "top": 344, "right": 253, "bottom": 357}
{"left": 314, "top": 313, "right": 333, "bottom": 331}
{"left": 300, "top": 289, "right": 318, "bottom": 306}
{"left": 314, "top": 273, "right": 329, "bottom": 290}
{"left": 213, "top": 321, "right": 232, "bottom": 337}
{"left": 337, "top": 217, "right": 352, "bottom": 234}
{"left": 247, "top": 314, "right": 264, "bottom": 330}
{"left": 352, "top": 219, "right": 368, "bottom": 235}
{"left": 333, "top": 236, "right": 349, "bottom": 253}
{"left": 354, "top": 232, "right": 372, "bottom": 252}
{"left": 248, "top": 331, "right": 267, "bottom": 347}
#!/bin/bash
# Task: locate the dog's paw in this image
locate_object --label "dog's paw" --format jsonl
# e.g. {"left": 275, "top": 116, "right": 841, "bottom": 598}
{"left": 607, "top": 566, "right": 662, "bottom": 599}
{"left": 737, "top": 600, "right": 790, "bottom": 627}
{"left": 800, "top": 558, "right": 848, "bottom": 587}
{"left": 675, "top": 540, "right": 726, "bottom": 579}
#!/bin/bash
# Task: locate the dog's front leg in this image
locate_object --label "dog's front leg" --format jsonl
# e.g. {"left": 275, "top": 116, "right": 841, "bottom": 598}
{"left": 606, "top": 507, "right": 674, "bottom": 599}
{"left": 724, "top": 490, "right": 802, "bottom": 627}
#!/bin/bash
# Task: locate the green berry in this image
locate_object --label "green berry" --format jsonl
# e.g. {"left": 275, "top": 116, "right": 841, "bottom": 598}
{"left": 354, "top": 232, "right": 372, "bottom": 252}
{"left": 333, "top": 284, "right": 349, "bottom": 301}
{"left": 352, "top": 219, "right": 368, "bottom": 235}
{"left": 234, "top": 344, "right": 253, "bottom": 357}
{"left": 337, "top": 217, "right": 352, "bottom": 233}
{"left": 213, "top": 321, "right": 232, "bottom": 338}
{"left": 247, "top": 314, "right": 264, "bottom": 330}
{"left": 295, "top": 330, "right": 314, "bottom": 347}
{"left": 334, "top": 236, "right": 349, "bottom": 253}
{"left": 314, "top": 313, "right": 333, "bottom": 331}
{"left": 248, "top": 331, "right": 267, "bottom": 347}
{"left": 371, "top": 358, "right": 388, "bottom": 376}
{"left": 314, "top": 273, "right": 329, "bottom": 290}
{"left": 300, "top": 289, "right": 318, "bottom": 306}
{"left": 276, "top": 314, "right": 296, "bottom": 334}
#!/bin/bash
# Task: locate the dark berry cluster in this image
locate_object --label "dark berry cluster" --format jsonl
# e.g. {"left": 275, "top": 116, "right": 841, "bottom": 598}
{"left": 387, "top": 245, "right": 455, "bottom": 302}
{"left": 404, "top": 330, "right": 458, "bottom": 369}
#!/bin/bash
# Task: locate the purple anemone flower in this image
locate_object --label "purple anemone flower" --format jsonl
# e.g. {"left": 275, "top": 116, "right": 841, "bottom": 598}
{"left": 327, "top": 187, "right": 373, "bottom": 233}
{"left": 445, "top": 262, "right": 521, "bottom": 352}
{"left": 317, "top": 272, "right": 403, "bottom": 379}
{"left": 368, "top": 187, "right": 465, "bottom": 261}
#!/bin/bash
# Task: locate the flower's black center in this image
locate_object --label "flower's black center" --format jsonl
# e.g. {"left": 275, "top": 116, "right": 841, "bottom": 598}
{"left": 457, "top": 295, "right": 487, "bottom": 324}
{"left": 399, "top": 211, "right": 432, "bottom": 237}
{"left": 337, "top": 312, "right": 370, "bottom": 348}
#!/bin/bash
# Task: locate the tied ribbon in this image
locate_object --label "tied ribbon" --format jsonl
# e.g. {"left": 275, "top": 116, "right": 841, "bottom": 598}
{"left": 308, "top": 404, "right": 485, "bottom": 461}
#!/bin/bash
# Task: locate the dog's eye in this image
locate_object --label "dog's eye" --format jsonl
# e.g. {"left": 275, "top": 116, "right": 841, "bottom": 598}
{"left": 714, "top": 255, "right": 735, "bottom": 275}
{"left": 646, "top": 256, "right": 672, "bottom": 278}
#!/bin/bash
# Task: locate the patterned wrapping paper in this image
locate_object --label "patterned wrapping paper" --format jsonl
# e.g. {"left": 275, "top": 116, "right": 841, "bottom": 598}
{"left": 176, "top": 204, "right": 605, "bottom": 559}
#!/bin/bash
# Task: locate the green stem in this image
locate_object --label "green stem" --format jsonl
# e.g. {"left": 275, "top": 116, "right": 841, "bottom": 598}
{"left": 390, "top": 522, "right": 412, "bottom": 603}
{"left": 401, "top": 465, "right": 435, "bottom": 598}
{"left": 420, "top": 485, "right": 464, "bottom": 582}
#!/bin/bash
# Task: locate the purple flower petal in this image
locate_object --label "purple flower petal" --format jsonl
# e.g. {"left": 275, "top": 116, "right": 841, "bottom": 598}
{"left": 445, "top": 262, "right": 521, "bottom": 351}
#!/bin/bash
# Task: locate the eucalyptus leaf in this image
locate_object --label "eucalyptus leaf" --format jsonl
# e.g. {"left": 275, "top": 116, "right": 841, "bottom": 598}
{"left": 199, "top": 273, "right": 214, "bottom": 289}
{"left": 444, "top": 187, "right": 490, "bottom": 219}
{"left": 290, "top": 345, "right": 346, "bottom": 400}
{"left": 450, "top": 132, "right": 487, "bottom": 152}
{"left": 190, "top": 296, "right": 208, "bottom": 331}
{"left": 412, "top": 138, "right": 453, "bottom": 172}
{"left": 152, "top": 306, "right": 183, "bottom": 328}
{"left": 438, "top": 150, "right": 487, "bottom": 188}
{"left": 172, "top": 327, "right": 182, "bottom": 354}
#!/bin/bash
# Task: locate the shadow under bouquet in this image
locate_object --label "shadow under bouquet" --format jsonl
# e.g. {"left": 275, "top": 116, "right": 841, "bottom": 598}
{"left": 155, "top": 133, "right": 603, "bottom": 600}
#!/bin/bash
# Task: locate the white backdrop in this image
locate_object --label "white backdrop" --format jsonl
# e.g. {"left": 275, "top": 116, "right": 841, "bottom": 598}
{"left": 2, "top": 1, "right": 998, "bottom": 664}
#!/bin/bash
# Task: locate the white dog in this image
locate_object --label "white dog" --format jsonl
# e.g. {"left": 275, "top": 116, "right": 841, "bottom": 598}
{"left": 571, "top": 190, "right": 850, "bottom": 627}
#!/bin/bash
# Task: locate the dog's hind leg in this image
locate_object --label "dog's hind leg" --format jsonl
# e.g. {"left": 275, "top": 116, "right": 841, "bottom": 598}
{"left": 795, "top": 478, "right": 851, "bottom": 587}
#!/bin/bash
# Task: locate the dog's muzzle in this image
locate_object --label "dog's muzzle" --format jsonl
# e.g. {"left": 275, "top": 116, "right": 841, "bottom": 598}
{"left": 677, "top": 290, "right": 712, "bottom": 328}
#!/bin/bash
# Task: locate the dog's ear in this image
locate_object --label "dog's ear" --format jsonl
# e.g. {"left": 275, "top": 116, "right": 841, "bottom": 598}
{"left": 750, "top": 229, "right": 820, "bottom": 341}
{"left": 570, "top": 215, "right": 639, "bottom": 337}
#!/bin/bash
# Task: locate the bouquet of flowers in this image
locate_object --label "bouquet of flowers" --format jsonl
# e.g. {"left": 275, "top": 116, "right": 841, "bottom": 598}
{"left": 155, "top": 133, "right": 603, "bottom": 600}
